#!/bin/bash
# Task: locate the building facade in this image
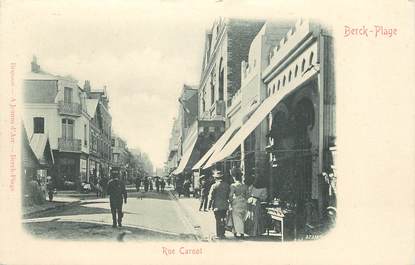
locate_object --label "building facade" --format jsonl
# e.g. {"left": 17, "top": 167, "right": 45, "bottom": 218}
{"left": 111, "top": 134, "right": 129, "bottom": 181}
{"left": 23, "top": 57, "right": 91, "bottom": 189}
{"left": 84, "top": 81, "right": 112, "bottom": 183}
{"left": 190, "top": 18, "right": 336, "bottom": 239}
{"left": 198, "top": 18, "right": 265, "bottom": 124}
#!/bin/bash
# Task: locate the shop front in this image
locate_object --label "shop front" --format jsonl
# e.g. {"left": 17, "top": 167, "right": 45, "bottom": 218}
{"left": 53, "top": 152, "right": 89, "bottom": 190}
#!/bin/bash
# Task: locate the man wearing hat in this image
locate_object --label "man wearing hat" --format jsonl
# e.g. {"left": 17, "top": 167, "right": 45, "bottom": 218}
{"left": 198, "top": 175, "right": 210, "bottom": 211}
{"left": 107, "top": 173, "right": 127, "bottom": 228}
{"left": 208, "top": 170, "right": 230, "bottom": 239}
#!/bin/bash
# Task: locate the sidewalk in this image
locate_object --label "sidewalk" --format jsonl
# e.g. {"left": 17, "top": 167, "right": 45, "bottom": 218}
{"left": 169, "top": 191, "right": 236, "bottom": 242}
{"left": 170, "top": 190, "right": 285, "bottom": 242}
{"left": 22, "top": 196, "right": 81, "bottom": 217}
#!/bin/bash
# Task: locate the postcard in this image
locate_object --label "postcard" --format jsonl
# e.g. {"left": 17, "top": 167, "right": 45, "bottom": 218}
{"left": 0, "top": 0, "right": 414, "bottom": 264}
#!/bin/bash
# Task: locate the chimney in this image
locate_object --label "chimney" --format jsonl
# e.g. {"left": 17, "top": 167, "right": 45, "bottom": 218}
{"left": 84, "top": 80, "right": 91, "bottom": 93}
{"left": 31, "top": 55, "right": 40, "bottom": 73}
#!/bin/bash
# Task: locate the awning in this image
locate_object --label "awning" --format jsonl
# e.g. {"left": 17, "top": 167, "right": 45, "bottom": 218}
{"left": 206, "top": 70, "right": 318, "bottom": 166}
{"left": 172, "top": 135, "right": 198, "bottom": 175}
{"left": 30, "top": 133, "right": 54, "bottom": 167}
{"left": 200, "top": 122, "right": 241, "bottom": 169}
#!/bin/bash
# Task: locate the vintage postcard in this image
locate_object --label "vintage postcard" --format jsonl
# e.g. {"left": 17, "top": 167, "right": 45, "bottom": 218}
{"left": 0, "top": 0, "right": 414, "bottom": 264}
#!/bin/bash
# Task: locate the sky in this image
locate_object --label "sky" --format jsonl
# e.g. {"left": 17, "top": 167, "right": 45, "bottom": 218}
{"left": 7, "top": 0, "right": 311, "bottom": 168}
{"left": 13, "top": 2, "right": 219, "bottom": 168}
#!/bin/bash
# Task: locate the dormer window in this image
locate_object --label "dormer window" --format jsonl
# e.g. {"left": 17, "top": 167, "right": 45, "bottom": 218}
{"left": 64, "top": 87, "right": 73, "bottom": 103}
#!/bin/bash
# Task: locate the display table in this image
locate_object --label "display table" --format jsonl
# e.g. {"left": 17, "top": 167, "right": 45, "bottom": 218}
{"left": 265, "top": 207, "right": 285, "bottom": 241}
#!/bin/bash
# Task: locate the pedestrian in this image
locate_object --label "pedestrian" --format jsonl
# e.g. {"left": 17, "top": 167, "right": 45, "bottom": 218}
{"left": 143, "top": 177, "right": 149, "bottom": 192}
{"left": 183, "top": 179, "right": 191, "bottom": 197}
{"left": 155, "top": 177, "right": 160, "bottom": 192}
{"left": 198, "top": 176, "right": 209, "bottom": 211}
{"left": 208, "top": 170, "right": 230, "bottom": 239}
{"left": 149, "top": 178, "right": 153, "bottom": 191}
{"left": 107, "top": 174, "right": 128, "bottom": 228}
{"left": 135, "top": 177, "right": 141, "bottom": 192}
{"left": 245, "top": 173, "right": 268, "bottom": 237}
{"left": 46, "top": 176, "right": 55, "bottom": 202}
{"left": 160, "top": 178, "right": 166, "bottom": 192}
{"left": 228, "top": 167, "right": 248, "bottom": 238}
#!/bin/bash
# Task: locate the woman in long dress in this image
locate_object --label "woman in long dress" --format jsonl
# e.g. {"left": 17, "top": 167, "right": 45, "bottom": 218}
{"left": 245, "top": 177, "right": 268, "bottom": 237}
{"left": 229, "top": 168, "right": 249, "bottom": 238}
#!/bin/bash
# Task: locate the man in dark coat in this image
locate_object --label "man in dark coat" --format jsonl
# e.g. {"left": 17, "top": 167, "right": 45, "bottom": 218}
{"left": 107, "top": 174, "right": 127, "bottom": 228}
{"left": 199, "top": 176, "right": 209, "bottom": 211}
{"left": 143, "top": 177, "right": 149, "bottom": 192}
{"left": 155, "top": 177, "right": 160, "bottom": 192}
{"left": 208, "top": 170, "right": 230, "bottom": 239}
{"left": 160, "top": 178, "right": 166, "bottom": 192}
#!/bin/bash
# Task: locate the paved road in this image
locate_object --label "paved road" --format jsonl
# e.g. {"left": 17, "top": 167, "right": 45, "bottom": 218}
{"left": 23, "top": 190, "right": 199, "bottom": 242}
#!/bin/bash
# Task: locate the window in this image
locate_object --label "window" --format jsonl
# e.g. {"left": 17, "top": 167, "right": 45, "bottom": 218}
{"left": 272, "top": 84, "right": 275, "bottom": 94}
{"left": 218, "top": 58, "right": 224, "bottom": 101}
{"left": 289, "top": 71, "right": 292, "bottom": 82}
{"left": 84, "top": 124, "right": 87, "bottom": 146}
{"left": 64, "top": 87, "right": 73, "bottom": 103}
{"left": 210, "top": 78, "right": 215, "bottom": 105}
{"left": 209, "top": 126, "right": 215, "bottom": 132}
{"left": 277, "top": 80, "right": 281, "bottom": 90}
{"left": 301, "top": 59, "right": 306, "bottom": 72}
{"left": 111, "top": 139, "right": 115, "bottom": 147}
{"left": 283, "top": 76, "right": 286, "bottom": 87}
{"left": 309, "top": 52, "right": 314, "bottom": 65}
{"left": 61, "top": 119, "right": 74, "bottom": 139}
{"left": 33, "top": 117, "right": 44, "bottom": 133}
{"left": 295, "top": 65, "right": 299, "bottom": 77}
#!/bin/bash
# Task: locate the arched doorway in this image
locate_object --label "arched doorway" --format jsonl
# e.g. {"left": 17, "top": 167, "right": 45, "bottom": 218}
{"left": 291, "top": 97, "right": 315, "bottom": 236}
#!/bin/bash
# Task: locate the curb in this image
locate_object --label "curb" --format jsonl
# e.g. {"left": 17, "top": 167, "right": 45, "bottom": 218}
{"left": 168, "top": 190, "right": 203, "bottom": 241}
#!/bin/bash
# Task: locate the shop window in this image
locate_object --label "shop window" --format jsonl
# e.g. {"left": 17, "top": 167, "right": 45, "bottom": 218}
{"left": 33, "top": 117, "right": 44, "bottom": 133}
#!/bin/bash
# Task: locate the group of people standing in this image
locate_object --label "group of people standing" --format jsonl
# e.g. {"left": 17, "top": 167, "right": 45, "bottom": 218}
{"left": 135, "top": 177, "right": 166, "bottom": 193}
{"left": 205, "top": 168, "right": 268, "bottom": 240}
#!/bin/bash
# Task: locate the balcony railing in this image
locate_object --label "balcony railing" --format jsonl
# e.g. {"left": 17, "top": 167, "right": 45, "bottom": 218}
{"left": 58, "top": 101, "right": 82, "bottom": 116}
{"left": 58, "top": 138, "right": 82, "bottom": 152}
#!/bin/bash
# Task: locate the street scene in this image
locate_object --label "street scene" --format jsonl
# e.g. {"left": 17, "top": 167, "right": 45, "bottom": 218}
{"left": 22, "top": 17, "right": 336, "bottom": 242}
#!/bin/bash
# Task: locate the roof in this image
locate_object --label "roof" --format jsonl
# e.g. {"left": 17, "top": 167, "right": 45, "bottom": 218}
{"left": 25, "top": 71, "right": 78, "bottom": 82}
{"left": 86, "top": 99, "right": 99, "bottom": 117}
{"left": 30, "top": 133, "right": 54, "bottom": 165}
{"left": 25, "top": 71, "right": 59, "bottom": 81}
{"left": 24, "top": 79, "right": 58, "bottom": 103}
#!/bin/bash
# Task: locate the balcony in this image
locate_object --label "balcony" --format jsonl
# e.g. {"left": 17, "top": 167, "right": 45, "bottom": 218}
{"left": 58, "top": 138, "right": 82, "bottom": 152}
{"left": 58, "top": 101, "right": 82, "bottom": 116}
